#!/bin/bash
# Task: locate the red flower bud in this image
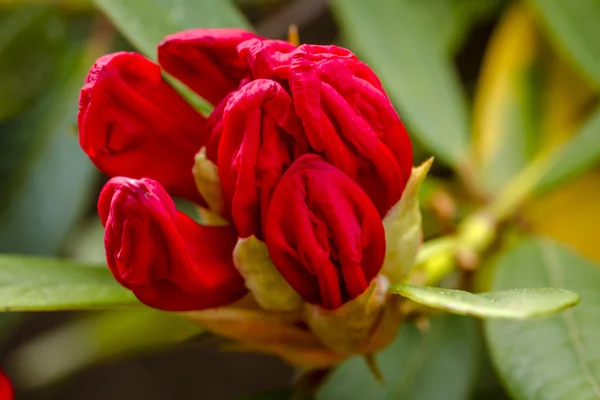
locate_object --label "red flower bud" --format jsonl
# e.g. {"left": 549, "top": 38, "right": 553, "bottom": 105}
{"left": 265, "top": 154, "right": 386, "bottom": 310}
{"left": 98, "top": 177, "right": 247, "bottom": 311}
{"left": 158, "top": 29, "right": 261, "bottom": 106}
{"left": 218, "top": 79, "right": 307, "bottom": 238}
{"left": 238, "top": 41, "right": 413, "bottom": 217}
{"left": 79, "top": 52, "right": 207, "bottom": 205}
{"left": 0, "top": 369, "right": 13, "bottom": 400}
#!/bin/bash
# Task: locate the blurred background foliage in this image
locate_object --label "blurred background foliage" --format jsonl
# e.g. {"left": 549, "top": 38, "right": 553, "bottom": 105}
{"left": 0, "top": 0, "right": 599, "bottom": 399}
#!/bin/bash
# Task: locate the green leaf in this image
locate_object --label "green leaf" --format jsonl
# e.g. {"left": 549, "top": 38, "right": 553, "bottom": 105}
{"left": 391, "top": 284, "right": 578, "bottom": 319}
{"left": 0, "top": 5, "right": 66, "bottom": 121}
{"left": 0, "top": 30, "right": 107, "bottom": 255}
{"left": 331, "top": 0, "right": 470, "bottom": 167}
{"left": 93, "top": 0, "right": 250, "bottom": 59}
{"left": 422, "top": 0, "right": 504, "bottom": 54}
{"left": 9, "top": 309, "right": 200, "bottom": 389}
{"left": 528, "top": 0, "right": 600, "bottom": 87}
{"left": 485, "top": 237, "right": 600, "bottom": 400}
{"left": 0, "top": 254, "right": 138, "bottom": 310}
{"left": 317, "top": 315, "right": 479, "bottom": 400}
{"left": 536, "top": 105, "right": 600, "bottom": 193}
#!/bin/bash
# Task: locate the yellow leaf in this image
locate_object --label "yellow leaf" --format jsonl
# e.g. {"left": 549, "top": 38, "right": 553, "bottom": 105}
{"left": 472, "top": 1, "right": 599, "bottom": 263}
{"left": 522, "top": 12, "right": 597, "bottom": 262}
{"left": 472, "top": 4, "right": 542, "bottom": 193}
{"left": 527, "top": 169, "right": 600, "bottom": 263}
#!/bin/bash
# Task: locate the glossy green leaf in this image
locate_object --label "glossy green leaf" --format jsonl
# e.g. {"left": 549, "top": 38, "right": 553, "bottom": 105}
{"left": 485, "top": 237, "right": 600, "bottom": 400}
{"left": 93, "top": 0, "right": 250, "bottom": 59}
{"left": 536, "top": 105, "right": 600, "bottom": 193}
{"left": 0, "top": 31, "right": 107, "bottom": 255}
{"left": 317, "top": 315, "right": 479, "bottom": 400}
{"left": 9, "top": 309, "right": 200, "bottom": 389}
{"left": 391, "top": 284, "right": 578, "bottom": 319}
{"left": 331, "top": 0, "right": 470, "bottom": 167}
{"left": 0, "top": 254, "right": 138, "bottom": 310}
{"left": 0, "top": 5, "right": 66, "bottom": 121}
{"left": 528, "top": 0, "right": 600, "bottom": 86}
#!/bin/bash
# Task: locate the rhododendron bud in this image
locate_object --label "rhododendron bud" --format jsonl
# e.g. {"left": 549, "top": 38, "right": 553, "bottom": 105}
{"left": 239, "top": 41, "right": 413, "bottom": 217}
{"left": 217, "top": 79, "right": 307, "bottom": 238}
{"left": 265, "top": 154, "right": 386, "bottom": 310}
{"left": 98, "top": 177, "right": 247, "bottom": 311}
{"left": 158, "top": 29, "right": 261, "bottom": 105}
{"left": 78, "top": 52, "right": 207, "bottom": 204}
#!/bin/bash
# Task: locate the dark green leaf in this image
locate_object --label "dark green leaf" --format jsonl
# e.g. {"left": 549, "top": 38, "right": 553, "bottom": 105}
{"left": 317, "top": 315, "right": 479, "bottom": 400}
{"left": 0, "top": 5, "right": 66, "bottom": 121}
{"left": 0, "top": 31, "right": 107, "bottom": 255}
{"left": 390, "top": 284, "right": 578, "bottom": 319}
{"left": 93, "top": 0, "right": 250, "bottom": 59}
{"left": 528, "top": 0, "right": 600, "bottom": 86}
{"left": 0, "top": 254, "right": 138, "bottom": 310}
{"left": 331, "top": 0, "right": 470, "bottom": 167}
{"left": 485, "top": 237, "right": 600, "bottom": 400}
{"left": 422, "top": 0, "right": 504, "bottom": 54}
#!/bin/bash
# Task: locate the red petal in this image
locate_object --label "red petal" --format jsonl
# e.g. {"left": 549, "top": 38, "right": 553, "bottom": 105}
{"left": 158, "top": 28, "right": 260, "bottom": 105}
{"left": 265, "top": 155, "right": 385, "bottom": 310}
{"left": 289, "top": 47, "right": 412, "bottom": 215}
{"left": 98, "top": 177, "right": 246, "bottom": 311}
{"left": 79, "top": 52, "right": 207, "bottom": 205}
{"left": 218, "top": 79, "right": 306, "bottom": 238}
{"left": 237, "top": 38, "right": 297, "bottom": 81}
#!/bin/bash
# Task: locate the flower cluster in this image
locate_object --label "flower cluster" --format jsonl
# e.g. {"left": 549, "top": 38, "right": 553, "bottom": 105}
{"left": 78, "top": 29, "right": 413, "bottom": 316}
